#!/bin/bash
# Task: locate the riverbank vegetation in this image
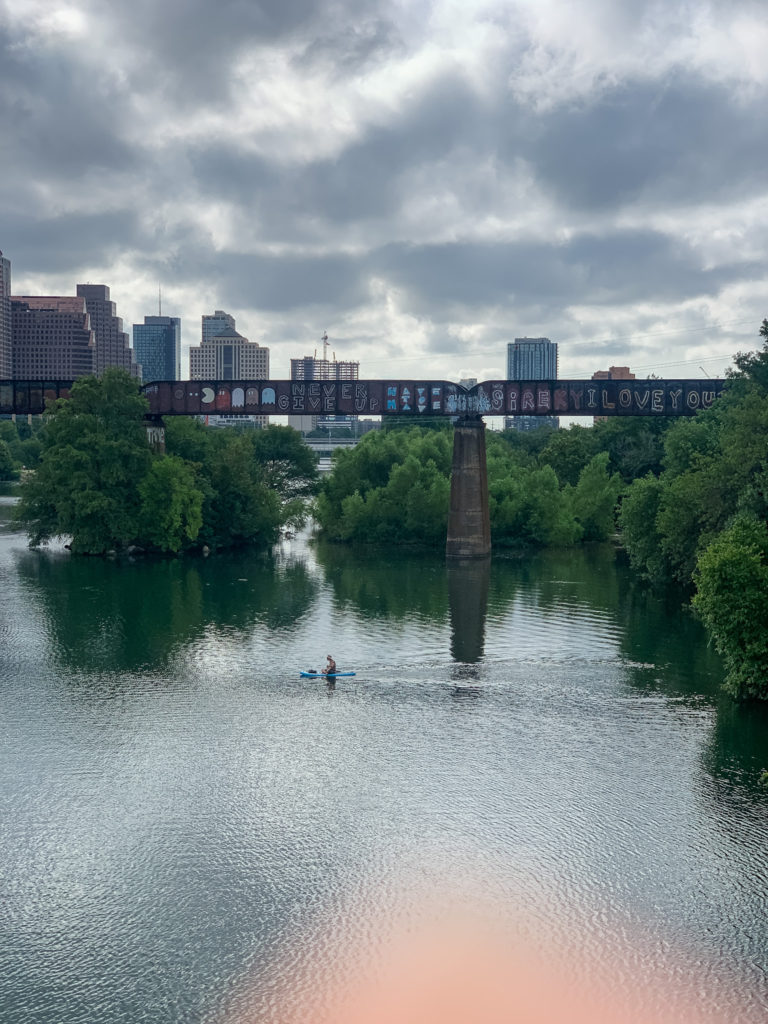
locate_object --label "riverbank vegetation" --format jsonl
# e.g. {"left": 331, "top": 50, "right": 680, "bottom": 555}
{"left": 15, "top": 370, "right": 319, "bottom": 555}
{"left": 0, "top": 417, "right": 44, "bottom": 479}
{"left": 314, "top": 421, "right": 626, "bottom": 548}
{"left": 619, "top": 320, "right": 768, "bottom": 699}
{"left": 316, "top": 321, "right": 768, "bottom": 700}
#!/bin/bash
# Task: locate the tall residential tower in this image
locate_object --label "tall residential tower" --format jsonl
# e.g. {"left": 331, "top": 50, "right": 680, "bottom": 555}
{"left": 506, "top": 336, "right": 559, "bottom": 432}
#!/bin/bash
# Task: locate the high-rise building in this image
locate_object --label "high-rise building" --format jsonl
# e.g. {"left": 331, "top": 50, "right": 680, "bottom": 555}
{"left": 0, "top": 250, "right": 10, "bottom": 378}
{"left": 506, "top": 336, "right": 559, "bottom": 432}
{"left": 190, "top": 311, "right": 269, "bottom": 426}
{"left": 289, "top": 351, "right": 359, "bottom": 433}
{"left": 290, "top": 356, "right": 359, "bottom": 380}
{"left": 507, "top": 337, "right": 558, "bottom": 380}
{"left": 190, "top": 313, "right": 269, "bottom": 379}
{"left": 76, "top": 284, "right": 140, "bottom": 377}
{"left": 202, "top": 310, "right": 237, "bottom": 346}
{"left": 133, "top": 316, "right": 181, "bottom": 381}
{"left": 10, "top": 296, "right": 95, "bottom": 379}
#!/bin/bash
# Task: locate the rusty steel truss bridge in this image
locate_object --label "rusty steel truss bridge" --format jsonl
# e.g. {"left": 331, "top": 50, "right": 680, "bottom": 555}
{"left": 1, "top": 375, "right": 727, "bottom": 560}
{"left": 1, "top": 377, "right": 725, "bottom": 419}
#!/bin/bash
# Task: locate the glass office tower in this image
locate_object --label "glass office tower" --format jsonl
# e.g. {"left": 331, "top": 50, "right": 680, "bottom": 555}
{"left": 133, "top": 316, "right": 181, "bottom": 381}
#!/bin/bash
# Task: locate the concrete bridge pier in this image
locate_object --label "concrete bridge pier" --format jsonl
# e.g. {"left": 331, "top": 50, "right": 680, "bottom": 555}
{"left": 446, "top": 416, "right": 491, "bottom": 559}
{"left": 144, "top": 416, "right": 166, "bottom": 455}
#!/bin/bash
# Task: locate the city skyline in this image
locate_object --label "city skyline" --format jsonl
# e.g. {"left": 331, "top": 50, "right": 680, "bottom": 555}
{"left": 2, "top": 0, "right": 767, "bottom": 383}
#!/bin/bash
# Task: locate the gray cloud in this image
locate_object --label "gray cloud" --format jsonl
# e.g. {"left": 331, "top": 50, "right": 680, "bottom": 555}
{"left": 374, "top": 230, "right": 762, "bottom": 315}
{"left": 108, "top": 0, "right": 390, "bottom": 101}
{"left": 2, "top": 209, "right": 146, "bottom": 275}
{"left": 185, "top": 69, "right": 490, "bottom": 233}
{"left": 525, "top": 72, "right": 768, "bottom": 211}
{"left": 0, "top": 25, "right": 136, "bottom": 181}
{"left": 2, "top": 0, "right": 768, "bottom": 378}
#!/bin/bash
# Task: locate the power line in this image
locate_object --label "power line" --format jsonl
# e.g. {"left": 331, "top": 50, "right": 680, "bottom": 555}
{"left": 563, "top": 353, "right": 734, "bottom": 374}
{"left": 558, "top": 318, "right": 756, "bottom": 350}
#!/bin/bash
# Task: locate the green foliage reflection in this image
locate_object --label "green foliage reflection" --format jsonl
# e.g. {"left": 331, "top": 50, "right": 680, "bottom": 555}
{"left": 15, "top": 547, "right": 317, "bottom": 673}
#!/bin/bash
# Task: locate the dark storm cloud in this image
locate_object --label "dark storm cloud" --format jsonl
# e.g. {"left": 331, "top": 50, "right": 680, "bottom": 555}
{"left": 183, "top": 62, "right": 768, "bottom": 245}
{"left": 150, "top": 225, "right": 762, "bottom": 322}
{"left": 0, "top": 24, "right": 135, "bottom": 181}
{"left": 187, "top": 71, "right": 493, "bottom": 231}
{"left": 2, "top": 209, "right": 147, "bottom": 275}
{"left": 3, "top": 0, "right": 768, "bottom": 368}
{"left": 176, "top": 249, "right": 370, "bottom": 312}
{"left": 374, "top": 231, "right": 763, "bottom": 314}
{"left": 525, "top": 73, "right": 768, "bottom": 210}
{"left": 108, "top": 0, "right": 391, "bottom": 100}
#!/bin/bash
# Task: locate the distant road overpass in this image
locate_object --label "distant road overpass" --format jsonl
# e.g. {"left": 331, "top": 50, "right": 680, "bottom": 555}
{"left": 1, "top": 378, "right": 726, "bottom": 418}
{"left": 303, "top": 437, "right": 360, "bottom": 454}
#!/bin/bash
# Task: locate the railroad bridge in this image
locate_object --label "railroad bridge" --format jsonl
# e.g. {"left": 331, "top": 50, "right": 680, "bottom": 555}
{"left": 1, "top": 377, "right": 725, "bottom": 560}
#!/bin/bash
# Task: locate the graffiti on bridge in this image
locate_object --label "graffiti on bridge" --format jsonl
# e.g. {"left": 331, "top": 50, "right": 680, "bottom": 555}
{"left": 1, "top": 378, "right": 726, "bottom": 418}
{"left": 143, "top": 378, "right": 726, "bottom": 417}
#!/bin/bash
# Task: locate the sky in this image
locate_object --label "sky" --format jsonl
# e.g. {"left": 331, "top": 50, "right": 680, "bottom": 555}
{"left": 2, "top": 0, "right": 767, "bottom": 382}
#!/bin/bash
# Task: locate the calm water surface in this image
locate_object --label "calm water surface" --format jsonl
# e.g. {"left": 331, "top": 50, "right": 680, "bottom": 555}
{"left": 1, "top": 490, "right": 767, "bottom": 1022}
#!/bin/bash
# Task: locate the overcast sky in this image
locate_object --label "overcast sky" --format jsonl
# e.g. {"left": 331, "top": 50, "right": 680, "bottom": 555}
{"left": 2, "top": 0, "right": 767, "bottom": 381}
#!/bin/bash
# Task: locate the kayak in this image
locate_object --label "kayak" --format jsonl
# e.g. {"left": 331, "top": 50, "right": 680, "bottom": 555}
{"left": 300, "top": 671, "right": 357, "bottom": 678}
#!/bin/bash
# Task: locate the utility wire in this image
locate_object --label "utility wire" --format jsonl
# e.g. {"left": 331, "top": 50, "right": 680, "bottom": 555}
{"left": 557, "top": 317, "right": 756, "bottom": 350}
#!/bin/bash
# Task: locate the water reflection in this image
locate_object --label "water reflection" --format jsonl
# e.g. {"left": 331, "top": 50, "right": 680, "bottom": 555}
{"left": 14, "top": 545, "right": 317, "bottom": 673}
{"left": 705, "top": 696, "right": 768, "bottom": 793}
{"left": 2, "top": 526, "right": 768, "bottom": 1023}
{"left": 447, "top": 558, "right": 490, "bottom": 663}
{"left": 313, "top": 539, "right": 450, "bottom": 623}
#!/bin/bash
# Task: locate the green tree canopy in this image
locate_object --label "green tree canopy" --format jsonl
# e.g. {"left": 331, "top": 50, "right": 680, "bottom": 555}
{"left": 137, "top": 456, "right": 204, "bottom": 553}
{"left": 16, "top": 375, "right": 310, "bottom": 555}
{"left": 251, "top": 425, "right": 320, "bottom": 528}
{"left": 0, "top": 439, "right": 19, "bottom": 480}
{"left": 694, "top": 515, "right": 768, "bottom": 700}
{"left": 16, "top": 370, "right": 152, "bottom": 553}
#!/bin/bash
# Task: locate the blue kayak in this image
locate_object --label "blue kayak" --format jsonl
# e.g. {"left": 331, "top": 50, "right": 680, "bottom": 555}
{"left": 300, "top": 671, "right": 356, "bottom": 678}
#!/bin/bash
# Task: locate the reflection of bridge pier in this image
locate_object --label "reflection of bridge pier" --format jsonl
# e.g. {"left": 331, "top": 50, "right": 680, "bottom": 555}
{"left": 448, "top": 555, "right": 490, "bottom": 663}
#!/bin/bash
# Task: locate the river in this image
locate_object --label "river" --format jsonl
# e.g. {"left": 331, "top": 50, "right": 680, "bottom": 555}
{"left": 1, "top": 486, "right": 767, "bottom": 1023}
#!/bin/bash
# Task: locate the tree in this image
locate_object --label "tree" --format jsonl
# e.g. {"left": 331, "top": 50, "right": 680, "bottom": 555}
{"left": 16, "top": 370, "right": 152, "bottom": 553}
{"left": 137, "top": 456, "right": 204, "bottom": 553}
{"left": 539, "top": 426, "right": 598, "bottom": 486}
{"left": 315, "top": 427, "right": 452, "bottom": 545}
{"left": 251, "top": 425, "right": 319, "bottom": 528}
{"left": 198, "top": 433, "right": 281, "bottom": 549}
{"left": 569, "top": 452, "right": 622, "bottom": 542}
{"left": 0, "top": 439, "right": 19, "bottom": 480}
{"left": 490, "top": 465, "right": 581, "bottom": 547}
{"left": 618, "top": 474, "right": 667, "bottom": 582}
{"left": 694, "top": 515, "right": 768, "bottom": 700}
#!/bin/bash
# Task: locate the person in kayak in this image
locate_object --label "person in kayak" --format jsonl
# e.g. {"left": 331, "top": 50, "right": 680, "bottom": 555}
{"left": 322, "top": 655, "right": 337, "bottom": 676}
